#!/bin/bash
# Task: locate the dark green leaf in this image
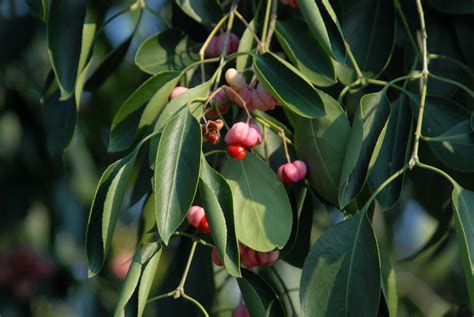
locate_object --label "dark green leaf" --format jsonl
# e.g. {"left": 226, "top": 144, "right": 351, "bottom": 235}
{"left": 199, "top": 159, "right": 241, "bottom": 277}
{"left": 86, "top": 143, "right": 144, "bottom": 276}
{"left": 135, "top": 28, "right": 199, "bottom": 75}
{"left": 176, "top": 0, "right": 222, "bottom": 25}
{"left": 221, "top": 153, "right": 292, "bottom": 252}
{"left": 237, "top": 269, "right": 285, "bottom": 317}
{"left": 275, "top": 19, "right": 336, "bottom": 87}
{"left": 300, "top": 212, "right": 381, "bottom": 317}
{"left": 47, "top": 0, "right": 86, "bottom": 99}
{"left": 85, "top": 35, "right": 134, "bottom": 90}
{"left": 154, "top": 109, "right": 202, "bottom": 244}
{"left": 421, "top": 96, "right": 470, "bottom": 137}
{"left": 455, "top": 17, "right": 474, "bottom": 67}
{"left": 42, "top": 89, "right": 77, "bottom": 156}
{"left": 295, "top": 90, "right": 350, "bottom": 206}
{"left": 368, "top": 97, "right": 412, "bottom": 209}
{"left": 339, "top": 0, "right": 395, "bottom": 77}
{"left": 253, "top": 53, "right": 325, "bottom": 118}
{"left": 471, "top": 113, "right": 474, "bottom": 132}
{"left": 298, "top": 0, "right": 346, "bottom": 63}
{"left": 339, "top": 91, "right": 391, "bottom": 208}
{"left": 451, "top": 185, "right": 474, "bottom": 309}
{"left": 426, "top": 121, "right": 474, "bottom": 172}
{"left": 109, "top": 71, "right": 180, "bottom": 152}
{"left": 114, "top": 242, "right": 162, "bottom": 317}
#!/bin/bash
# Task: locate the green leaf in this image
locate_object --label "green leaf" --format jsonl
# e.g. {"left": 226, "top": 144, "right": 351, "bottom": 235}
{"left": 176, "top": 0, "right": 223, "bottom": 25}
{"left": 236, "top": 18, "right": 258, "bottom": 73}
{"left": 471, "top": 113, "right": 474, "bottom": 132}
{"left": 114, "top": 242, "right": 162, "bottom": 317}
{"left": 275, "top": 19, "right": 336, "bottom": 87}
{"left": 199, "top": 159, "right": 241, "bottom": 277}
{"left": 380, "top": 251, "right": 398, "bottom": 317}
{"left": 154, "top": 109, "right": 202, "bottom": 244}
{"left": 135, "top": 28, "right": 199, "bottom": 75}
{"left": 339, "top": 91, "right": 391, "bottom": 208}
{"left": 368, "top": 97, "right": 412, "bottom": 209}
{"left": 421, "top": 96, "right": 470, "bottom": 137}
{"left": 426, "top": 121, "right": 474, "bottom": 172}
{"left": 42, "top": 89, "right": 77, "bottom": 156}
{"left": 237, "top": 269, "right": 285, "bottom": 317}
{"left": 253, "top": 53, "right": 325, "bottom": 118}
{"left": 84, "top": 35, "right": 133, "bottom": 90}
{"left": 86, "top": 144, "right": 143, "bottom": 276}
{"left": 294, "top": 90, "right": 350, "bottom": 206}
{"left": 339, "top": 0, "right": 395, "bottom": 77}
{"left": 300, "top": 212, "right": 381, "bottom": 317}
{"left": 109, "top": 71, "right": 180, "bottom": 152}
{"left": 47, "top": 0, "right": 86, "bottom": 99}
{"left": 298, "top": 0, "right": 346, "bottom": 63}
{"left": 221, "top": 153, "right": 292, "bottom": 252}
{"left": 455, "top": 17, "right": 474, "bottom": 67}
{"left": 451, "top": 185, "right": 474, "bottom": 310}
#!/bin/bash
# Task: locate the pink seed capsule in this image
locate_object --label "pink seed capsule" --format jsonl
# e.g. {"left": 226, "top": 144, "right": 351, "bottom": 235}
{"left": 256, "top": 251, "right": 269, "bottom": 265}
{"left": 278, "top": 160, "right": 307, "bottom": 183}
{"left": 225, "top": 68, "right": 246, "bottom": 91}
{"left": 267, "top": 250, "right": 280, "bottom": 264}
{"left": 186, "top": 206, "right": 205, "bottom": 228}
{"left": 232, "top": 304, "right": 250, "bottom": 317}
{"left": 169, "top": 86, "right": 189, "bottom": 100}
{"left": 241, "top": 124, "right": 263, "bottom": 148}
{"left": 206, "top": 33, "right": 240, "bottom": 57}
{"left": 225, "top": 122, "right": 250, "bottom": 145}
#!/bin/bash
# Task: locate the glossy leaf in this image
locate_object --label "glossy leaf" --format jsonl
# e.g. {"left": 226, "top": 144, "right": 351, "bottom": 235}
{"left": 368, "top": 97, "right": 412, "bottom": 209}
{"left": 154, "top": 109, "right": 202, "bottom": 244}
{"left": 276, "top": 19, "right": 336, "bottom": 87}
{"left": 295, "top": 90, "right": 350, "bottom": 206}
{"left": 253, "top": 53, "right": 325, "bottom": 118}
{"left": 298, "top": 0, "right": 346, "bottom": 63}
{"left": 426, "top": 121, "right": 474, "bottom": 172}
{"left": 114, "top": 242, "right": 161, "bottom": 317}
{"left": 42, "top": 89, "right": 77, "bottom": 156}
{"left": 451, "top": 185, "right": 474, "bottom": 309}
{"left": 86, "top": 144, "right": 142, "bottom": 276}
{"left": 109, "top": 71, "right": 179, "bottom": 152}
{"left": 237, "top": 269, "right": 285, "bottom": 317}
{"left": 339, "top": 0, "right": 395, "bottom": 77}
{"left": 221, "top": 153, "right": 292, "bottom": 252}
{"left": 300, "top": 212, "right": 381, "bottom": 317}
{"left": 176, "top": 0, "right": 222, "bottom": 25}
{"left": 339, "top": 91, "right": 391, "bottom": 208}
{"left": 47, "top": 0, "right": 86, "bottom": 99}
{"left": 199, "top": 159, "right": 241, "bottom": 277}
{"left": 135, "top": 28, "right": 199, "bottom": 75}
{"left": 421, "top": 96, "right": 470, "bottom": 137}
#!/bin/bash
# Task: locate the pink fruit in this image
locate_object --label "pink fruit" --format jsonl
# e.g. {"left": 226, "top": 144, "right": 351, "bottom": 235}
{"left": 111, "top": 251, "right": 133, "bottom": 280}
{"left": 225, "top": 122, "right": 262, "bottom": 150}
{"left": 277, "top": 160, "right": 307, "bottom": 183}
{"left": 232, "top": 304, "right": 250, "bottom": 317}
{"left": 187, "top": 206, "right": 211, "bottom": 233}
{"left": 206, "top": 33, "right": 240, "bottom": 57}
{"left": 169, "top": 86, "right": 188, "bottom": 100}
{"left": 225, "top": 68, "right": 247, "bottom": 91}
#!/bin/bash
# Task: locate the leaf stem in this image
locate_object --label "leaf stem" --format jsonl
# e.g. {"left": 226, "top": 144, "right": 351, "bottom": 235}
{"left": 261, "top": 0, "right": 273, "bottom": 51}
{"left": 235, "top": 10, "right": 263, "bottom": 46}
{"left": 147, "top": 290, "right": 175, "bottom": 304}
{"left": 253, "top": 115, "right": 292, "bottom": 144}
{"left": 204, "top": 149, "right": 227, "bottom": 157}
{"left": 415, "top": 161, "right": 457, "bottom": 187}
{"left": 181, "top": 293, "right": 210, "bottom": 317}
{"left": 264, "top": 0, "right": 278, "bottom": 50}
{"left": 344, "top": 42, "right": 365, "bottom": 81}
{"left": 175, "top": 241, "right": 199, "bottom": 297}
{"left": 409, "top": 0, "right": 429, "bottom": 169}
{"left": 199, "top": 15, "right": 229, "bottom": 83}
{"left": 428, "top": 73, "right": 474, "bottom": 97}
{"left": 173, "top": 231, "right": 215, "bottom": 248}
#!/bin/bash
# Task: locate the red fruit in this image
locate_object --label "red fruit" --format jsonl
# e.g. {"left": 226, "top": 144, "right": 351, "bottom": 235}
{"left": 227, "top": 144, "right": 247, "bottom": 160}
{"left": 198, "top": 215, "right": 211, "bottom": 234}
{"left": 205, "top": 133, "right": 220, "bottom": 144}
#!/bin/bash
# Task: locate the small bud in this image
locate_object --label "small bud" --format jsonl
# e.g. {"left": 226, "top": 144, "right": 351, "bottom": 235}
{"left": 225, "top": 68, "right": 246, "bottom": 91}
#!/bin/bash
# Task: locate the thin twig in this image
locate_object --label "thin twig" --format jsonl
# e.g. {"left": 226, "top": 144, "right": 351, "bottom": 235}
{"left": 235, "top": 10, "right": 263, "bottom": 46}
{"left": 265, "top": 0, "right": 278, "bottom": 50}
{"left": 199, "top": 15, "right": 229, "bottom": 83}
